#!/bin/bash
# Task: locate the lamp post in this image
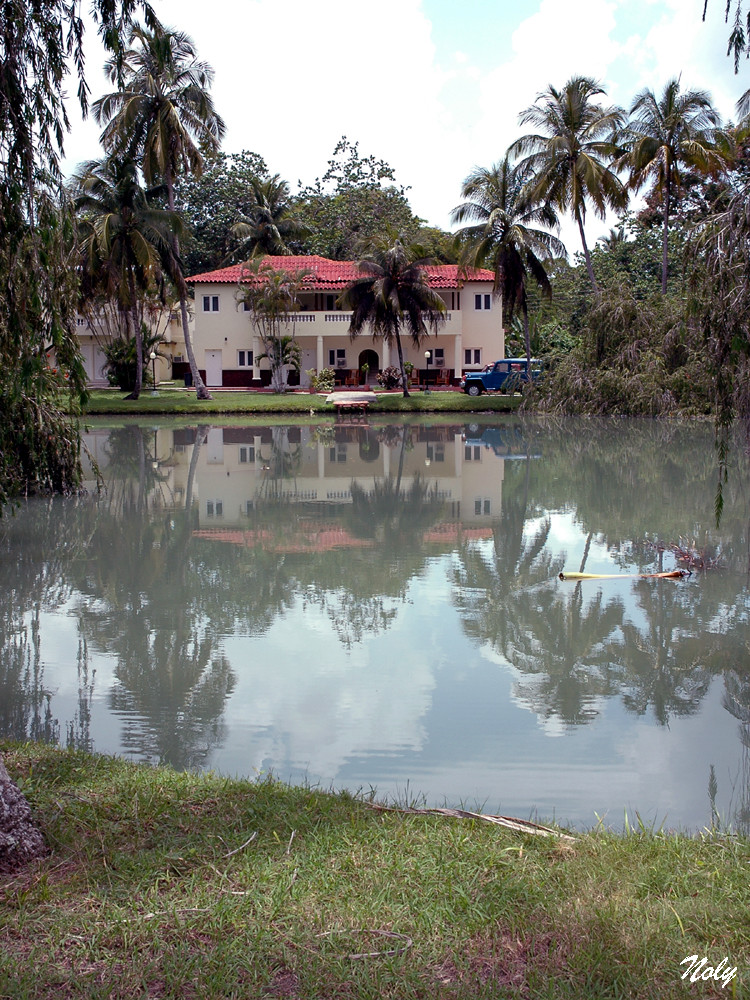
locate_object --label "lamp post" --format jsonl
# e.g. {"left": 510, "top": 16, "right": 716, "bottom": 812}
{"left": 149, "top": 351, "right": 159, "bottom": 396}
{"left": 424, "top": 350, "right": 431, "bottom": 394}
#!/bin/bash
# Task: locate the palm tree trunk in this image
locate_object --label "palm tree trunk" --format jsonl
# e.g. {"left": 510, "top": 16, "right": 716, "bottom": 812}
{"left": 576, "top": 211, "right": 599, "bottom": 292}
{"left": 394, "top": 329, "right": 410, "bottom": 398}
{"left": 166, "top": 173, "right": 212, "bottom": 400}
{"left": 661, "top": 173, "right": 671, "bottom": 295}
{"left": 523, "top": 302, "right": 531, "bottom": 369}
{"left": 125, "top": 274, "right": 143, "bottom": 400}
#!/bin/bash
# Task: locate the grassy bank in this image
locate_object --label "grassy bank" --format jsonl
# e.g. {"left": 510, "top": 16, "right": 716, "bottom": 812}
{"left": 1, "top": 745, "right": 748, "bottom": 999}
{"left": 78, "top": 388, "right": 522, "bottom": 416}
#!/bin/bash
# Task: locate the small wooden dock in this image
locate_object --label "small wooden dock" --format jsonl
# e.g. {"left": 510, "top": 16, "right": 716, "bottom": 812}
{"left": 333, "top": 399, "right": 370, "bottom": 420}
{"left": 326, "top": 390, "right": 377, "bottom": 421}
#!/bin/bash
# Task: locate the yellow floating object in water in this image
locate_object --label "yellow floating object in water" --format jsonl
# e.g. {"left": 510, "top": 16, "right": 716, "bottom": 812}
{"left": 558, "top": 570, "right": 690, "bottom": 581}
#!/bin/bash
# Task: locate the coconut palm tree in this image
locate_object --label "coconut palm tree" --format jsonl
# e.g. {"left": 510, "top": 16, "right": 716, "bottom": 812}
{"left": 94, "top": 22, "right": 226, "bottom": 400}
{"left": 73, "top": 157, "right": 183, "bottom": 400}
{"left": 231, "top": 175, "right": 307, "bottom": 259}
{"left": 341, "top": 235, "right": 447, "bottom": 397}
{"left": 510, "top": 76, "right": 627, "bottom": 291}
{"left": 617, "top": 78, "right": 724, "bottom": 293}
{"left": 451, "top": 157, "right": 566, "bottom": 366}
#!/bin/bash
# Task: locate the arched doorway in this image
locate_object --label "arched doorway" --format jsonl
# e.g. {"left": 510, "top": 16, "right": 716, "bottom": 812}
{"left": 358, "top": 348, "right": 379, "bottom": 385}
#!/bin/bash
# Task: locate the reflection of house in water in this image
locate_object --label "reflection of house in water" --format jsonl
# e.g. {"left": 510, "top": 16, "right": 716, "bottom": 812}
{"left": 82, "top": 422, "right": 537, "bottom": 538}
{"left": 184, "top": 424, "right": 531, "bottom": 538}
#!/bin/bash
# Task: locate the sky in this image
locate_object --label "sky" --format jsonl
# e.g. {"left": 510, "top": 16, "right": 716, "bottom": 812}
{"left": 62, "top": 0, "right": 750, "bottom": 252}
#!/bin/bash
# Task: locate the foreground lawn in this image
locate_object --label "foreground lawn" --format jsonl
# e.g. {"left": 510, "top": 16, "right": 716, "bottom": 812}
{"left": 78, "top": 387, "right": 522, "bottom": 416}
{"left": 1, "top": 745, "right": 747, "bottom": 999}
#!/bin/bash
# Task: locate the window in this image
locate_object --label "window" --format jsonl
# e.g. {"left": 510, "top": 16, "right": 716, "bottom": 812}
{"left": 239, "top": 446, "right": 255, "bottom": 464}
{"left": 426, "top": 444, "right": 444, "bottom": 463}
{"left": 474, "top": 294, "right": 482, "bottom": 310}
{"left": 202, "top": 294, "right": 220, "bottom": 312}
{"left": 242, "top": 300, "right": 252, "bottom": 311}
{"left": 465, "top": 445, "right": 481, "bottom": 461}
{"left": 485, "top": 294, "right": 491, "bottom": 310}
{"left": 434, "top": 348, "right": 445, "bottom": 367}
{"left": 206, "top": 500, "right": 223, "bottom": 517}
{"left": 464, "top": 349, "right": 482, "bottom": 365}
{"left": 329, "top": 348, "right": 346, "bottom": 367}
{"left": 474, "top": 498, "right": 491, "bottom": 516}
{"left": 237, "top": 350, "right": 253, "bottom": 367}
{"left": 329, "top": 445, "right": 347, "bottom": 463}
{"left": 474, "top": 294, "right": 492, "bottom": 310}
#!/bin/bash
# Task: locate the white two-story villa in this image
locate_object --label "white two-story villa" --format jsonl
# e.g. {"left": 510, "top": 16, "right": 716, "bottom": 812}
{"left": 185, "top": 255, "right": 502, "bottom": 388}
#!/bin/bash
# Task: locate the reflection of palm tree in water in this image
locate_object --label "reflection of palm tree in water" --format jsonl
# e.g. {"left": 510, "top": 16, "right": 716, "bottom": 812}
{"left": 74, "top": 424, "right": 236, "bottom": 769}
{"left": 603, "top": 579, "right": 712, "bottom": 725}
{"left": 454, "top": 454, "right": 625, "bottom": 725}
{"left": 258, "top": 426, "right": 302, "bottom": 499}
{"left": 348, "top": 424, "right": 444, "bottom": 547}
{"left": 296, "top": 424, "right": 446, "bottom": 646}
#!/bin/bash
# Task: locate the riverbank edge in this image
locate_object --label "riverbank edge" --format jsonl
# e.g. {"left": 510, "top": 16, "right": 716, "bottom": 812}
{"left": 75, "top": 387, "right": 523, "bottom": 416}
{"left": 1, "top": 743, "right": 748, "bottom": 999}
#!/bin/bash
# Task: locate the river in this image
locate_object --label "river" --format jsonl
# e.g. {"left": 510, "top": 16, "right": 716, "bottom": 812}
{"left": 1, "top": 415, "right": 748, "bottom": 832}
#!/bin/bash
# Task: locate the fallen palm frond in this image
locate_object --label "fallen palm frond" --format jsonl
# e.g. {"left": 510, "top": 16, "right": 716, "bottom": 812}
{"left": 315, "top": 929, "right": 413, "bottom": 960}
{"left": 367, "top": 802, "right": 575, "bottom": 840}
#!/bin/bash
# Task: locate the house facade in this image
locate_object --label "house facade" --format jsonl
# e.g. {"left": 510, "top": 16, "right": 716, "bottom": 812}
{"left": 185, "top": 255, "right": 502, "bottom": 388}
{"left": 75, "top": 308, "right": 186, "bottom": 387}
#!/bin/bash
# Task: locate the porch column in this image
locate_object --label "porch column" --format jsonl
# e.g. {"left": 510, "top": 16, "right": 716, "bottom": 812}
{"left": 252, "top": 335, "right": 262, "bottom": 380}
{"left": 316, "top": 335, "right": 324, "bottom": 371}
{"left": 382, "top": 341, "right": 390, "bottom": 368}
{"left": 454, "top": 333, "right": 462, "bottom": 376}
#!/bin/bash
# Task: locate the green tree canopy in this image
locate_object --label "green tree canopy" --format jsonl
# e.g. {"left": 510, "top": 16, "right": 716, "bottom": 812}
{"left": 232, "top": 174, "right": 308, "bottom": 258}
{"left": 510, "top": 76, "right": 627, "bottom": 292}
{"left": 292, "top": 137, "right": 426, "bottom": 260}
{"left": 173, "top": 150, "right": 269, "bottom": 275}
{"left": 616, "top": 78, "right": 725, "bottom": 293}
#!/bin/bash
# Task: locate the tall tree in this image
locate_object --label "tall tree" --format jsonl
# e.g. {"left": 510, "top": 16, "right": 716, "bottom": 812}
{"left": 451, "top": 157, "right": 566, "bottom": 365}
{"left": 94, "top": 22, "right": 225, "bottom": 400}
{"left": 341, "top": 236, "right": 447, "bottom": 397}
{"left": 617, "top": 78, "right": 725, "bottom": 293}
{"left": 232, "top": 175, "right": 307, "bottom": 258}
{"left": 73, "top": 156, "right": 182, "bottom": 399}
{"left": 510, "top": 76, "right": 627, "bottom": 291}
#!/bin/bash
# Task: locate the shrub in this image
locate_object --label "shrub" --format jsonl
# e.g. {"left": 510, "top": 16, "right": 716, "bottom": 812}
{"left": 305, "top": 367, "right": 336, "bottom": 393}
{"left": 377, "top": 366, "right": 402, "bottom": 390}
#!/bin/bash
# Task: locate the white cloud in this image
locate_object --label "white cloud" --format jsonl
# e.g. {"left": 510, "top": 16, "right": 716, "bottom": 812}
{"left": 60, "top": 0, "right": 749, "bottom": 244}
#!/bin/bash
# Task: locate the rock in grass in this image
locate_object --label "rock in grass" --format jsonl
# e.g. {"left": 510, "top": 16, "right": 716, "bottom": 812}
{"left": 0, "top": 755, "right": 47, "bottom": 873}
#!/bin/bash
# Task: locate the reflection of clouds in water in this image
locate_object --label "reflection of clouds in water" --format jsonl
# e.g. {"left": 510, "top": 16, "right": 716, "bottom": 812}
{"left": 217, "top": 593, "right": 437, "bottom": 780}
{"left": 612, "top": 681, "right": 738, "bottom": 827}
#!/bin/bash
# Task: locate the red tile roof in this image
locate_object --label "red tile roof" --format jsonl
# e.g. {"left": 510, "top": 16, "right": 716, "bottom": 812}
{"left": 187, "top": 255, "right": 494, "bottom": 289}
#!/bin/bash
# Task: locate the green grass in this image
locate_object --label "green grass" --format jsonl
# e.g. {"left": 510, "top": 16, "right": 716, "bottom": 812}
{"left": 1, "top": 744, "right": 748, "bottom": 999}
{"left": 77, "top": 387, "right": 522, "bottom": 416}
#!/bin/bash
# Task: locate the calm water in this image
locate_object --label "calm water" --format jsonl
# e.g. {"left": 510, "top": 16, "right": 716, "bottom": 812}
{"left": 2, "top": 416, "right": 749, "bottom": 832}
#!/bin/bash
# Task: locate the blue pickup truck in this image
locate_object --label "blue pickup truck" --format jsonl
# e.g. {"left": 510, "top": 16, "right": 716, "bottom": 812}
{"left": 461, "top": 358, "right": 542, "bottom": 396}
